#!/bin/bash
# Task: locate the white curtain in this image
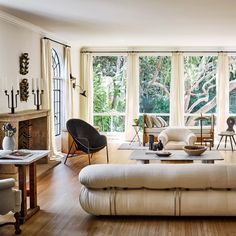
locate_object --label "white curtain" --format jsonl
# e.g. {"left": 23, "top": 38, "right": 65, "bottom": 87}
{"left": 41, "top": 38, "right": 57, "bottom": 157}
{"left": 216, "top": 52, "right": 229, "bottom": 134}
{"left": 64, "top": 47, "right": 73, "bottom": 122}
{"left": 80, "top": 52, "right": 93, "bottom": 123}
{"left": 170, "top": 52, "right": 184, "bottom": 126}
{"left": 125, "top": 53, "right": 139, "bottom": 141}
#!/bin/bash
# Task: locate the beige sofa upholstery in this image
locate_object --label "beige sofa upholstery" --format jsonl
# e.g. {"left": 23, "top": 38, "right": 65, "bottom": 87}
{"left": 158, "top": 127, "right": 197, "bottom": 149}
{"left": 79, "top": 164, "right": 236, "bottom": 216}
{"left": 0, "top": 178, "right": 21, "bottom": 234}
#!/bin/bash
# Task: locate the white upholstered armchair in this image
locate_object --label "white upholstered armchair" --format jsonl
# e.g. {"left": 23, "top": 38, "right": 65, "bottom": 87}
{"left": 158, "top": 127, "right": 197, "bottom": 150}
{"left": 0, "top": 178, "right": 21, "bottom": 234}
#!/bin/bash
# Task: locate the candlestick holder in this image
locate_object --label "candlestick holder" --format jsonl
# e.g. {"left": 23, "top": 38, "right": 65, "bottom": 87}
{"left": 4, "top": 89, "right": 20, "bottom": 114}
{"left": 32, "top": 89, "right": 44, "bottom": 110}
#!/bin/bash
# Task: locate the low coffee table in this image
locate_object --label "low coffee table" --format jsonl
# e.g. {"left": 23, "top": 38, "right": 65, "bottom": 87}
{"left": 129, "top": 150, "right": 224, "bottom": 164}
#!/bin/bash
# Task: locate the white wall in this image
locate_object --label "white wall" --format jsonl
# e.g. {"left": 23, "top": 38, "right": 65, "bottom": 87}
{"left": 0, "top": 18, "right": 41, "bottom": 113}
{"left": 71, "top": 46, "right": 80, "bottom": 118}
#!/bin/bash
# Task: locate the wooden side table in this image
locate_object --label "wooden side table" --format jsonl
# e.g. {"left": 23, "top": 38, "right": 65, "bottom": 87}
{"left": 0, "top": 150, "right": 49, "bottom": 223}
{"left": 216, "top": 132, "right": 236, "bottom": 151}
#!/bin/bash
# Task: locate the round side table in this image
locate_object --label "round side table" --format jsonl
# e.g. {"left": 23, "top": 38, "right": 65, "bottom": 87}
{"left": 216, "top": 132, "right": 236, "bottom": 151}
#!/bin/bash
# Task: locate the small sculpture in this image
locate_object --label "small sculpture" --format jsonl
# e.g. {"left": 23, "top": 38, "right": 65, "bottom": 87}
{"left": 226, "top": 117, "right": 235, "bottom": 132}
{"left": 149, "top": 135, "right": 154, "bottom": 150}
{"left": 20, "top": 79, "right": 29, "bottom": 102}
{"left": 156, "top": 140, "right": 164, "bottom": 151}
{"left": 19, "top": 53, "right": 29, "bottom": 75}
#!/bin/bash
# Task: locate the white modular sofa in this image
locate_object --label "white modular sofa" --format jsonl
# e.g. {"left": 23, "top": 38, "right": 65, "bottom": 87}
{"left": 158, "top": 127, "right": 197, "bottom": 149}
{"left": 79, "top": 164, "right": 236, "bottom": 216}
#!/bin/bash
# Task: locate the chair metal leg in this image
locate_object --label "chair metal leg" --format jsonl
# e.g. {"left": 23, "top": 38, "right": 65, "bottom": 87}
{"left": 64, "top": 141, "right": 74, "bottom": 164}
{"left": 106, "top": 144, "right": 109, "bottom": 163}
{"left": 87, "top": 153, "right": 91, "bottom": 165}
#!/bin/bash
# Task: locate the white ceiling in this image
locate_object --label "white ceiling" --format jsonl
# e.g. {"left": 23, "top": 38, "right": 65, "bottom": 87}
{"left": 1, "top": 0, "right": 236, "bottom": 48}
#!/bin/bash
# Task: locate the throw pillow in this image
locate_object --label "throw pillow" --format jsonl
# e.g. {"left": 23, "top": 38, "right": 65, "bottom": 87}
{"left": 151, "top": 116, "right": 162, "bottom": 127}
{"left": 145, "top": 115, "right": 153, "bottom": 128}
{"left": 157, "top": 116, "right": 168, "bottom": 127}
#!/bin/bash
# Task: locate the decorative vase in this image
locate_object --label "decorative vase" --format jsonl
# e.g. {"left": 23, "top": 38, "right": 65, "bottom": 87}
{"left": 149, "top": 135, "right": 154, "bottom": 150}
{"left": 2, "top": 136, "right": 15, "bottom": 151}
{"left": 156, "top": 140, "right": 164, "bottom": 151}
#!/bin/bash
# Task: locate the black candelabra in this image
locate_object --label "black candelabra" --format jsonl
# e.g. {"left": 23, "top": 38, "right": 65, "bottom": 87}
{"left": 32, "top": 89, "right": 44, "bottom": 110}
{"left": 4, "top": 88, "right": 19, "bottom": 114}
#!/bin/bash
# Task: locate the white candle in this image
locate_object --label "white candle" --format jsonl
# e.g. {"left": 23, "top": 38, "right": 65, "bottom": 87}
{"left": 32, "top": 78, "right": 35, "bottom": 91}
{"left": 17, "top": 78, "right": 20, "bottom": 91}
{"left": 41, "top": 78, "right": 44, "bottom": 91}
{"left": 36, "top": 78, "right": 39, "bottom": 90}
{"left": 38, "top": 78, "right": 41, "bottom": 90}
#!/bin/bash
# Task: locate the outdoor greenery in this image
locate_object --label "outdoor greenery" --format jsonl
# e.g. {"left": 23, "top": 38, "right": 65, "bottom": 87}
{"left": 229, "top": 56, "right": 236, "bottom": 114}
{"left": 139, "top": 56, "right": 171, "bottom": 115}
{"left": 93, "top": 56, "right": 127, "bottom": 132}
{"left": 184, "top": 56, "right": 217, "bottom": 125}
{"left": 93, "top": 54, "right": 236, "bottom": 133}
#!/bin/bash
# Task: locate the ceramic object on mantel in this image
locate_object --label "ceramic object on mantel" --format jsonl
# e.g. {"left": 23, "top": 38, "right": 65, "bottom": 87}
{"left": 2, "top": 136, "right": 15, "bottom": 151}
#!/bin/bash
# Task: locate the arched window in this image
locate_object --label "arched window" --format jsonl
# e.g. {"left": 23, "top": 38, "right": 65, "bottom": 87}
{"left": 52, "top": 48, "right": 62, "bottom": 136}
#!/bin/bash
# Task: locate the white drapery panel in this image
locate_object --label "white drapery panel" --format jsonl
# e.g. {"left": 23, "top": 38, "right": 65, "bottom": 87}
{"left": 64, "top": 47, "right": 73, "bottom": 123}
{"left": 216, "top": 52, "right": 229, "bottom": 134}
{"left": 41, "top": 38, "right": 57, "bottom": 156}
{"left": 170, "top": 52, "right": 184, "bottom": 126}
{"left": 80, "top": 52, "right": 93, "bottom": 123}
{"left": 125, "top": 53, "right": 139, "bottom": 141}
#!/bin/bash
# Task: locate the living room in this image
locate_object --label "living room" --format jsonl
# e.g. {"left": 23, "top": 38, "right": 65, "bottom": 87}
{"left": 1, "top": 0, "right": 236, "bottom": 235}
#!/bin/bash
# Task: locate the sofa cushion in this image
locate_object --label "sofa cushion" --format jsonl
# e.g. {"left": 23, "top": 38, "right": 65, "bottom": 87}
{"left": 164, "top": 141, "right": 187, "bottom": 150}
{"left": 151, "top": 116, "right": 162, "bottom": 127}
{"left": 79, "top": 164, "right": 236, "bottom": 190}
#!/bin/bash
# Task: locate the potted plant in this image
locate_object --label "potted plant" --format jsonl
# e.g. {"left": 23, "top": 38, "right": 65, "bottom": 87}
{"left": 2, "top": 123, "right": 16, "bottom": 150}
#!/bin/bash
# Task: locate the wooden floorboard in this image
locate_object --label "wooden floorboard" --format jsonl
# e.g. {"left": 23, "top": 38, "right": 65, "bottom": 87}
{"left": 1, "top": 142, "right": 236, "bottom": 235}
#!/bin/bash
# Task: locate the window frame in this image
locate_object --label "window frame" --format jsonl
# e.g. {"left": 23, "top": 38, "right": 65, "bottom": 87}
{"left": 92, "top": 53, "right": 128, "bottom": 134}
{"left": 52, "top": 48, "right": 63, "bottom": 136}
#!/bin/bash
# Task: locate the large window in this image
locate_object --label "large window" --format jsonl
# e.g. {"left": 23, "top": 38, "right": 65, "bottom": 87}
{"left": 93, "top": 56, "right": 127, "bottom": 132}
{"left": 184, "top": 55, "right": 217, "bottom": 125}
{"left": 52, "top": 48, "right": 63, "bottom": 136}
{"left": 139, "top": 55, "right": 171, "bottom": 123}
{"left": 229, "top": 56, "right": 236, "bottom": 114}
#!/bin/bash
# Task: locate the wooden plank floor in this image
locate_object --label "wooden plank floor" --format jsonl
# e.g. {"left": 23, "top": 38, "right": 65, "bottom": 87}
{"left": 1, "top": 142, "right": 236, "bottom": 236}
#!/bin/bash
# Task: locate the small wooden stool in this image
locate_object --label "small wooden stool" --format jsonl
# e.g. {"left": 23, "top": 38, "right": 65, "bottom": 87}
{"left": 216, "top": 132, "right": 236, "bottom": 151}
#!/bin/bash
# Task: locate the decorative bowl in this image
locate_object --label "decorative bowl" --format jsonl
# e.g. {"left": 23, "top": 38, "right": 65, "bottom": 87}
{"left": 155, "top": 151, "right": 172, "bottom": 157}
{"left": 183, "top": 145, "right": 207, "bottom": 156}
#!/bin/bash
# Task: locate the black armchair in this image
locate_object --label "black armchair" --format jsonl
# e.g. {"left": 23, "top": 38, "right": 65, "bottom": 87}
{"left": 64, "top": 119, "right": 109, "bottom": 165}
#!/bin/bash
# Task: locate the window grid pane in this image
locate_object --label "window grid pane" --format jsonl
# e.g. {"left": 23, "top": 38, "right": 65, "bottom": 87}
{"left": 52, "top": 49, "right": 62, "bottom": 136}
{"left": 93, "top": 56, "right": 127, "bottom": 132}
{"left": 139, "top": 56, "right": 171, "bottom": 114}
{"left": 184, "top": 56, "right": 217, "bottom": 126}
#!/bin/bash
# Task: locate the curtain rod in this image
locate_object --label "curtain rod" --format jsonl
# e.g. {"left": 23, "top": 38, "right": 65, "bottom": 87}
{"left": 82, "top": 50, "right": 236, "bottom": 54}
{"left": 43, "top": 37, "right": 71, "bottom": 48}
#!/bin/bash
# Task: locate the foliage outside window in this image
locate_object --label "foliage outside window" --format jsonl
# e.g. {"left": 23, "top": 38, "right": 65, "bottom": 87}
{"left": 184, "top": 56, "right": 217, "bottom": 125}
{"left": 229, "top": 56, "right": 236, "bottom": 114}
{"left": 93, "top": 56, "right": 127, "bottom": 132}
{"left": 139, "top": 56, "right": 171, "bottom": 123}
